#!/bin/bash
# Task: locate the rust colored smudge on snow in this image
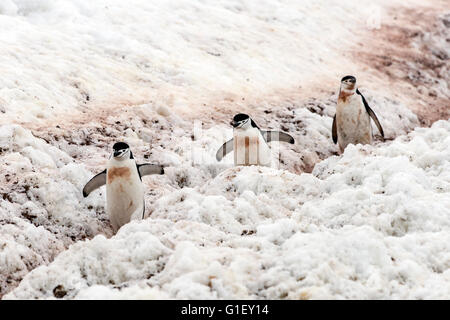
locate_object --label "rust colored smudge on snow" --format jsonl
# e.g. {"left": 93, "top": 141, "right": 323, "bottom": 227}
{"left": 354, "top": 6, "right": 450, "bottom": 126}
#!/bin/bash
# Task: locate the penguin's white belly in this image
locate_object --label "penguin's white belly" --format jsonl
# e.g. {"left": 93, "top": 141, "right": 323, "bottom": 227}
{"left": 106, "top": 165, "right": 144, "bottom": 232}
{"left": 336, "top": 96, "right": 372, "bottom": 151}
{"left": 233, "top": 128, "right": 271, "bottom": 167}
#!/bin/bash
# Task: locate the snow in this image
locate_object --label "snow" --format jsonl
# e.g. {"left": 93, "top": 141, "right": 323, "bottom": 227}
{"left": 4, "top": 120, "right": 450, "bottom": 299}
{"left": 1, "top": 0, "right": 449, "bottom": 299}
{"left": 0, "top": 0, "right": 439, "bottom": 125}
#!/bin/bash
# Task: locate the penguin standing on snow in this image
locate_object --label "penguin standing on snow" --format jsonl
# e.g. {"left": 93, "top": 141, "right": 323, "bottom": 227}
{"left": 332, "top": 75, "right": 384, "bottom": 152}
{"left": 216, "top": 113, "right": 295, "bottom": 167}
{"left": 82, "top": 142, "right": 164, "bottom": 232}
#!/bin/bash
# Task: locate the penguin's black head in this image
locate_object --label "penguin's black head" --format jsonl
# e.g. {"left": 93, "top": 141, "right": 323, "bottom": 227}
{"left": 112, "top": 142, "right": 131, "bottom": 159}
{"left": 231, "top": 113, "right": 250, "bottom": 128}
{"left": 341, "top": 75, "right": 356, "bottom": 84}
{"left": 340, "top": 75, "right": 356, "bottom": 89}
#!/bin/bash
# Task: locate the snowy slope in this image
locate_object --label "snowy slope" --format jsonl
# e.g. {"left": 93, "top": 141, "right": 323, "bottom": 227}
{"left": 0, "top": 0, "right": 449, "bottom": 299}
{"left": 1, "top": 0, "right": 446, "bottom": 126}
{"left": 5, "top": 120, "right": 450, "bottom": 299}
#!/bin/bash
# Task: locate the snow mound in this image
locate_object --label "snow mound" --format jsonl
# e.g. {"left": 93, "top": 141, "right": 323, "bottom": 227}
{"left": 5, "top": 120, "right": 450, "bottom": 299}
{"left": 0, "top": 125, "right": 112, "bottom": 296}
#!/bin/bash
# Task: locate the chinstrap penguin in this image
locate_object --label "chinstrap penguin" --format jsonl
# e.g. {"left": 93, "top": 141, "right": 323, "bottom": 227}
{"left": 216, "top": 113, "right": 295, "bottom": 167}
{"left": 332, "top": 75, "right": 384, "bottom": 152}
{"left": 82, "top": 142, "right": 164, "bottom": 232}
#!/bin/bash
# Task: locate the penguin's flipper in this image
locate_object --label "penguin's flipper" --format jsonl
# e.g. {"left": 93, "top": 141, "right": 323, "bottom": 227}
{"left": 250, "top": 119, "right": 260, "bottom": 130}
{"left": 366, "top": 106, "right": 384, "bottom": 140}
{"left": 261, "top": 131, "right": 295, "bottom": 144}
{"left": 357, "top": 89, "right": 384, "bottom": 139}
{"left": 83, "top": 169, "right": 106, "bottom": 198}
{"left": 332, "top": 114, "right": 338, "bottom": 144}
{"left": 216, "top": 139, "right": 234, "bottom": 161}
{"left": 137, "top": 164, "right": 165, "bottom": 177}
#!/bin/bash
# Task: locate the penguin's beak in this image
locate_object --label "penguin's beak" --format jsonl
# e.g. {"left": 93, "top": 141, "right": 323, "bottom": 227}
{"left": 231, "top": 121, "right": 239, "bottom": 128}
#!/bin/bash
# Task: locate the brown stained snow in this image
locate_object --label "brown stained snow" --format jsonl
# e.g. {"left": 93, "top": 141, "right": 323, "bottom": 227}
{"left": 355, "top": 8, "right": 450, "bottom": 126}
